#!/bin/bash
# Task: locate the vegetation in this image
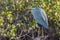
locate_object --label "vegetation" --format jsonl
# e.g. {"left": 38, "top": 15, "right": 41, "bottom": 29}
{"left": 0, "top": 0, "right": 60, "bottom": 40}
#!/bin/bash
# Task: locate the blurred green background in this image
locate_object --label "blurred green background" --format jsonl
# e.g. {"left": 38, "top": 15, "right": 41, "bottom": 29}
{"left": 0, "top": 0, "right": 60, "bottom": 39}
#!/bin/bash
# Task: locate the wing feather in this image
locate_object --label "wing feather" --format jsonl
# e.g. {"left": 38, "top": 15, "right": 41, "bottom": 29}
{"left": 39, "top": 8, "right": 48, "bottom": 26}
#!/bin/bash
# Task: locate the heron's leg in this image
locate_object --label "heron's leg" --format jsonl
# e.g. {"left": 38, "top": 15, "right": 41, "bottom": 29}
{"left": 40, "top": 27, "right": 44, "bottom": 40}
{"left": 42, "top": 27, "right": 44, "bottom": 37}
{"left": 38, "top": 27, "right": 40, "bottom": 37}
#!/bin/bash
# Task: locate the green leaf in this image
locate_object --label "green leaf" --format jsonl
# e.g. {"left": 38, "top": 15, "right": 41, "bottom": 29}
{"left": 12, "top": 24, "right": 16, "bottom": 29}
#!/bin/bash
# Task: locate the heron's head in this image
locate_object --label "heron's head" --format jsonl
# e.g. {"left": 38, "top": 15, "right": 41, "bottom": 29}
{"left": 31, "top": 6, "right": 40, "bottom": 14}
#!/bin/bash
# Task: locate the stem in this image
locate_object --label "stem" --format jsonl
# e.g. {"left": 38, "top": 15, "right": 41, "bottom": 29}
{"left": 32, "top": 30, "right": 34, "bottom": 39}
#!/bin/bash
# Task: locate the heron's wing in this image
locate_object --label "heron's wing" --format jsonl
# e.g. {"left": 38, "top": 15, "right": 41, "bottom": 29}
{"left": 31, "top": 8, "right": 48, "bottom": 29}
{"left": 39, "top": 8, "right": 48, "bottom": 27}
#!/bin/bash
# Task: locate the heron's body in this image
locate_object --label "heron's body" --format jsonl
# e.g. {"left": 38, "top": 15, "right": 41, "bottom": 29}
{"left": 31, "top": 6, "right": 48, "bottom": 29}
